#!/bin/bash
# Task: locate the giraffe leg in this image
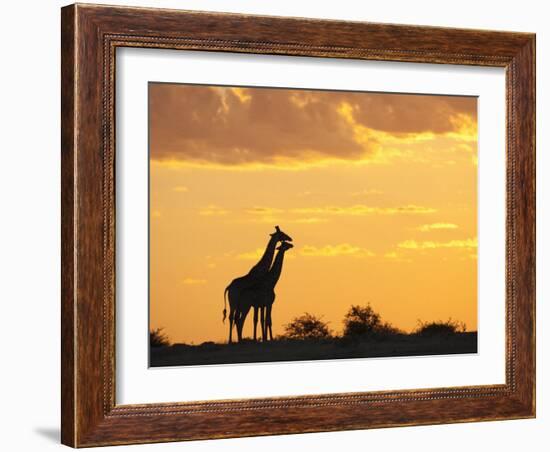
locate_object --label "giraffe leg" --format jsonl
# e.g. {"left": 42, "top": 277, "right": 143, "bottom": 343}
{"left": 228, "top": 307, "right": 235, "bottom": 344}
{"left": 235, "top": 310, "right": 242, "bottom": 342}
{"left": 253, "top": 307, "right": 259, "bottom": 341}
{"left": 260, "top": 307, "right": 266, "bottom": 341}
{"left": 237, "top": 306, "right": 251, "bottom": 342}
{"left": 267, "top": 305, "right": 273, "bottom": 341}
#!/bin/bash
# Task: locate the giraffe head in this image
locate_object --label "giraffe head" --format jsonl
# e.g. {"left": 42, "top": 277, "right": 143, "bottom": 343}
{"left": 270, "top": 225, "right": 293, "bottom": 243}
{"left": 276, "top": 241, "right": 294, "bottom": 252}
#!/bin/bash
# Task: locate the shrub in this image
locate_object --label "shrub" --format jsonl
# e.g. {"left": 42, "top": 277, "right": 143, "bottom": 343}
{"left": 342, "top": 304, "right": 381, "bottom": 337}
{"left": 415, "top": 319, "right": 466, "bottom": 336}
{"left": 150, "top": 328, "right": 170, "bottom": 347}
{"left": 283, "top": 313, "right": 332, "bottom": 340}
{"left": 374, "top": 321, "right": 404, "bottom": 337}
{"left": 342, "top": 304, "right": 402, "bottom": 338}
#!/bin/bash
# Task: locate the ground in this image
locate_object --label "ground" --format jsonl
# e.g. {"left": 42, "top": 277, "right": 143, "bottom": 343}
{"left": 150, "top": 332, "right": 477, "bottom": 367}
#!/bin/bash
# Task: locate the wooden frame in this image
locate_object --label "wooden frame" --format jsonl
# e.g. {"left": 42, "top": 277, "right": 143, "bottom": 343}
{"left": 61, "top": 3, "right": 535, "bottom": 447}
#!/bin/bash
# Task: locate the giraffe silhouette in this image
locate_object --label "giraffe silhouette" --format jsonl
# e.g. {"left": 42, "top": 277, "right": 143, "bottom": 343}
{"left": 223, "top": 226, "right": 292, "bottom": 343}
{"left": 236, "top": 241, "right": 294, "bottom": 342}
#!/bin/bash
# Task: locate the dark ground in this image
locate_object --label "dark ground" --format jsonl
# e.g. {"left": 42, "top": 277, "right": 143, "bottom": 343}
{"left": 150, "top": 332, "right": 477, "bottom": 367}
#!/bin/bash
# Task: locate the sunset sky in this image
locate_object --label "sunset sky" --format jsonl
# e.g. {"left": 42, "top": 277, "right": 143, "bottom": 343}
{"left": 149, "top": 83, "right": 478, "bottom": 344}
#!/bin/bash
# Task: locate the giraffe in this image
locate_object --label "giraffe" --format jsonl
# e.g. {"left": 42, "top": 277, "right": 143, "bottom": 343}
{"left": 223, "top": 226, "right": 292, "bottom": 343}
{"left": 236, "top": 241, "right": 294, "bottom": 342}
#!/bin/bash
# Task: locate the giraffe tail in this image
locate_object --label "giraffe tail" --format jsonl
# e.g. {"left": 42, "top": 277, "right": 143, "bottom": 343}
{"left": 222, "top": 286, "right": 229, "bottom": 323}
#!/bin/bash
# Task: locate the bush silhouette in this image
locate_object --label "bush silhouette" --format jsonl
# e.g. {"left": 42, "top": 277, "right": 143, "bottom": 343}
{"left": 342, "top": 304, "right": 402, "bottom": 338}
{"left": 415, "top": 319, "right": 466, "bottom": 336}
{"left": 343, "top": 304, "right": 381, "bottom": 337}
{"left": 373, "top": 321, "right": 403, "bottom": 337}
{"left": 283, "top": 313, "right": 332, "bottom": 340}
{"left": 150, "top": 328, "right": 170, "bottom": 347}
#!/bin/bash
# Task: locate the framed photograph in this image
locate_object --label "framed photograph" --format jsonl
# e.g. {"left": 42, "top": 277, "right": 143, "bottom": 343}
{"left": 61, "top": 3, "right": 535, "bottom": 447}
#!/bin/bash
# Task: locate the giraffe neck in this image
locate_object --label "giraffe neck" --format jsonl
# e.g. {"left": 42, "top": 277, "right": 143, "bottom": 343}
{"left": 247, "top": 235, "right": 278, "bottom": 277}
{"left": 266, "top": 249, "right": 287, "bottom": 288}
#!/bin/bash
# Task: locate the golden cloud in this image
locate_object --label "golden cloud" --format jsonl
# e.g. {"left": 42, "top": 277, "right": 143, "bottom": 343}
{"left": 292, "top": 217, "right": 328, "bottom": 224}
{"left": 244, "top": 207, "right": 285, "bottom": 216}
{"left": 149, "top": 83, "right": 477, "bottom": 168}
{"left": 300, "top": 244, "right": 375, "bottom": 258}
{"left": 199, "top": 205, "right": 229, "bottom": 216}
{"left": 383, "top": 251, "right": 413, "bottom": 263}
{"left": 243, "top": 216, "right": 329, "bottom": 225}
{"left": 241, "top": 205, "right": 329, "bottom": 225}
{"left": 417, "top": 223, "right": 459, "bottom": 232}
{"left": 398, "top": 238, "right": 477, "bottom": 250}
{"left": 231, "top": 87, "right": 252, "bottom": 103}
{"left": 233, "top": 204, "right": 435, "bottom": 225}
{"left": 236, "top": 248, "right": 265, "bottom": 261}
{"left": 292, "top": 204, "right": 436, "bottom": 216}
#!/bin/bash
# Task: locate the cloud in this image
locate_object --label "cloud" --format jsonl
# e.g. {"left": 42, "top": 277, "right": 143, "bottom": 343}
{"left": 242, "top": 216, "right": 329, "bottom": 225}
{"left": 238, "top": 207, "right": 286, "bottom": 224}
{"left": 237, "top": 243, "right": 375, "bottom": 259}
{"left": 349, "top": 94, "right": 477, "bottom": 136}
{"left": 417, "top": 223, "right": 459, "bottom": 232}
{"left": 236, "top": 248, "right": 264, "bottom": 260}
{"left": 292, "top": 217, "right": 328, "bottom": 224}
{"left": 199, "top": 205, "right": 228, "bottom": 216}
{"left": 240, "top": 205, "right": 329, "bottom": 225}
{"left": 172, "top": 186, "right": 189, "bottom": 192}
{"left": 244, "top": 207, "right": 285, "bottom": 216}
{"left": 398, "top": 238, "right": 477, "bottom": 250}
{"left": 149, "top": 84, "right": 477, "bottom": 168}
{"left": 150, "top": 84, "right": 369, "bottom": 168}
{"left": 383, "top": 251, "right": 413, "bottom": 263}
{"left": 234, "top": 204, "right": 435, "bottom": 225}
{"left": 300, "top": 243, "right": 375, "bottom": 258}
{"left": 292, "top": 204, "right": 436, "bottom": 216}
{"left": 182, "top": 278, "right": 207, "bottom": 285}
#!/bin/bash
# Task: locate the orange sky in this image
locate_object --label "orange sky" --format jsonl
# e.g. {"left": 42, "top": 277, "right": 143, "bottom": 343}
{"left": 149, "top": 83, "right": 478, "bottom": 344}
